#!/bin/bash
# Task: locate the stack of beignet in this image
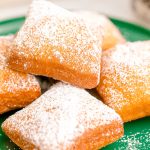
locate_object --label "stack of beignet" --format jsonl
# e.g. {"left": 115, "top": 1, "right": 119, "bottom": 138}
{"left": 1, "top": 0, "right": 149, "bottom": 149}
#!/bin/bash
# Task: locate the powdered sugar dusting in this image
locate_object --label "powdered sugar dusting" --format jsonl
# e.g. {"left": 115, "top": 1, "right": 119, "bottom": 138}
{"left": 111, "top": 42, "right": 150, "bottom": 67}
{"left": 10, "top": 0, "right": 101, "bottom": 85}
{"left": 0, "top": 35, "right": 40, "bottom": 91}
{"left": 3, "top": 82, "right": 122, "bottom": 150}
{"left": 116, "top": 128, "right": 150, "bottom": 150}
{"left": 98, "top": 41, "right": 150, "bottom": 120}
{"left": 74, "top": 10, "right": 103, "bottom": 48}
{"left": 0, "top": 35, "right": 14, "bottom": 67}
{"left": 0, "top": 36, "right": 41, "bottom": 113}
{"left": 75, "top": 10, "right": 125, "bottom": 50}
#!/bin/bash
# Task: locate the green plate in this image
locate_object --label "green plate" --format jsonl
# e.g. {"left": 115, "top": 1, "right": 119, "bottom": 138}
{"left": 0, "top": 17, "right": 150, "bottom": 150}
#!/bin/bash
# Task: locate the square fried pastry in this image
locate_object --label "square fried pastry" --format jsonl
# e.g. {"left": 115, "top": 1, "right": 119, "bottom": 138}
{"left": 8, "top": 0, "right": 102, "bottom": 89}
{"left": 75, "top": 11, "right": 125, "bottom": 50}
{"left": 97, "top": 41, "right": 150, "bottom": 122}
{"left": 2, "top": 82, "right": 123, "bottom": 150}
{"left": 0, "top": 36, "right": 41, "bottom": 114}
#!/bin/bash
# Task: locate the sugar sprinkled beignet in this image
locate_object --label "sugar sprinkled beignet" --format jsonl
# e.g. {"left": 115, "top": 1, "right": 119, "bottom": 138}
{"left": 0, "top": 36, "right": 41, "bottom": 114}
{"left": 74, "top": 11, "right": 103, "bottom": 50}
{"left": 75, "top": 11, "right": 125, "bottom": 50}
{"left": 97, "top": 41, "right": 150, "bottom": 122}
{"left": 8, "top": 0, "right": 102, "bottom": 89}
{"left": 2, "top": 82, "right": 123, "bottom": 150}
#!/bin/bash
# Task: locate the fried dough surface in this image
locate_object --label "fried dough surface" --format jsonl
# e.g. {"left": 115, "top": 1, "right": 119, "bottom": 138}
{"left": 97, "top": 41, "right": 150, "bottom": 122}
{"left": 2, "top": 82, "right": 123, "bottom": 150}
{"left": 8, "top": 0, "right": 102, "bottom": 89}
{"left": 0, "top": 36, "right": 41, "bottom": 114}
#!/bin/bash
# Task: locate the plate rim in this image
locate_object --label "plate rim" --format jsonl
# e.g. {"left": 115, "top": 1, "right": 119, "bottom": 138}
{"left": 0, "top": 16, "right": 150, "bottom": 34}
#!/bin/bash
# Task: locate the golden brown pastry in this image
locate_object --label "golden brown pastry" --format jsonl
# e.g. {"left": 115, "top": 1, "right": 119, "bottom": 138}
{"left": 8, "top": 0, "right": 102, "bottom": 89}
{"left": 75, "top": 11, "right": 126, "bottom": 50}
{"left": 2, "top": 82, "right": 123, "bottom": 150}
{"left": 97, "top": 41, "right": 150, "bottom": 122}
{"left": 0, "top": 36, "right": 41, "bottom": 114}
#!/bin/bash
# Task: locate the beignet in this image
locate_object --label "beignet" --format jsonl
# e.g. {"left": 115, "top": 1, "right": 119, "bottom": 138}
{"left": 0, "top": 36, "right": 41, "bottom": 114}
{"left": 8, "top": 0, "right": 102, "bottom": 89}
{"left": 2, "top": 82, "right": 123, "bottom": 150}
{"left": 75, "top": 11, "right": 125, "bottom": 50}
{"left": 97, "top": 41, "right": 150, "bottom": 122}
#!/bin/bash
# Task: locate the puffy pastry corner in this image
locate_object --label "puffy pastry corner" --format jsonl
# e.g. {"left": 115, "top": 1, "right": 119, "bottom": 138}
{"left": 75, "top": 10, "right": 126, "bottom": 50}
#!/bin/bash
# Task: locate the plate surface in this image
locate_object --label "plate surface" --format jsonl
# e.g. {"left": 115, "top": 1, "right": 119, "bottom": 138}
{"left": 0, "top": 17, "right": 150, "bottom": 150}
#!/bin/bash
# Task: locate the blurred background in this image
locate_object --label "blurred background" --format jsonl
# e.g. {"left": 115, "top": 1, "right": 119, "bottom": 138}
{"left": 0, "top": 0, "right": 150, "bottom": 28}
